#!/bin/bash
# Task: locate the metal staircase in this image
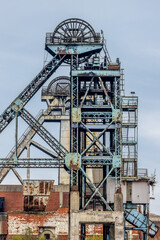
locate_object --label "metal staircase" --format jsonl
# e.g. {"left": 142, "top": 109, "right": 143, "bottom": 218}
{"left": 0, "top": 55, "right": 66, "bottom": 133}
{"left": 125, "top": 209, "right": 158, "bottom": 237}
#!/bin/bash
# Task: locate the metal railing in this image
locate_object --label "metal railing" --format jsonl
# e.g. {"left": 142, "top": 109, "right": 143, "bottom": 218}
{"left": 46, "top": 32, "right": 103, "bottom": 45}
{"left": 122, "top": 152, "right": 137, "bottom": 159}
{"left": 42, "top": 86, "right": 70, "bottom": 97}
{"left": 138, "top": 168, "right": 148, "bottom": 177}
{"left": 122, "top": 116, "right": 137, "bottom": 124}
{"left": 122, "top": 136, "right": 137, "bottom": 142}
{"left": 123, "top": 167, "right": 148, "bottom": 178}
{"left": 122, "top": 96, "right": 138, "bottom": 107}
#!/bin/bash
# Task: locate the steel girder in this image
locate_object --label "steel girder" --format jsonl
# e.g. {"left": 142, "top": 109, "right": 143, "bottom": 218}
{"left": 0, "top": 55, "right": 66, "bottom": 182}
{"left": 0, "top": 156, "right": 112, "bottom": 168}
{"left": 20, "top": 108, "right": 68, "bottom": 158}
{"left": 0, "top": 53, "right": 121, "bottom": 211}
{"left": 0, "top": 158, "right": 64, "bottom": 168}
{"left": 0, "top": 109, "right": 52, "bottom": 183}
{"left": 0, "top": 18, "right": 156, "bottom": 240}
{"left": 0, "top": 55, "right": 66, "bottom": 133}
{"left": 71, "top": 65, "right": 121, "bottom": 209}
{"left": 69, "top": 57, "right": 122, "bottom": 210}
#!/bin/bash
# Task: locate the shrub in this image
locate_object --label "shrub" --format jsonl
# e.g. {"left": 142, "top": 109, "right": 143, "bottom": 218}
{"left": 86, "top": 235, "right": 103, "bottom": 240}
{"left": 11, "top": 227, "right": 46, "bottom": 240}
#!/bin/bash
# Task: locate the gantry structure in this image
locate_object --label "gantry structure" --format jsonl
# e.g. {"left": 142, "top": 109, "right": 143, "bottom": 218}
{"left": 0, "top": 18, "right": 158, "bottom": 239}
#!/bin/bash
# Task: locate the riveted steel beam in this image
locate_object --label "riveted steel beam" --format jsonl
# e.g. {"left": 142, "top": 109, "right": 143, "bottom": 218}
{"left": 80, "top": 167, "right": 113, "bottom": 210}
{"left": 20, "top": 108, "right": 69, "bottom": 157}
{"left": 0, "top": 55, "right": 66, "bottom": 133}
{"left": 0, "top": 158, "right": 64, "bottom": 168}
{"left": 80, "top": 121, "right": 113, "bottom": 156}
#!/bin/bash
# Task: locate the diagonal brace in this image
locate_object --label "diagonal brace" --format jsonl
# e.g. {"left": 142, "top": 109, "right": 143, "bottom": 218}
{"left": 80, "top": 77, "right": 94, "bottom": 108}
{"left": 80, "top": 167, "right": 112, "bottom": 210}
{"left": 83, "top": 167, "right": 114, "bottom": 209}
{"left": 20, "top": 108, "right": 68, "bottom": 157}
{"left": 81, "top": 121, "right": 113, "bottom": 156}
{"left": 86, "top": 133, "right": 103, "bottom": 153}
{"left": 0, "top": 55, "right": 66, "bottom": 133}
{"left": 98, "top": 77, "right": 114, "bottom": 109}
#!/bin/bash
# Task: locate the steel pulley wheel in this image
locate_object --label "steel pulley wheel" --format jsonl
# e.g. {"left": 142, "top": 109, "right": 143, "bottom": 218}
{"left": 47, "top": 76, "right": 70, "bottom": 97}
{"left": 52, "top": 18, "right": 96, "bottom": 44}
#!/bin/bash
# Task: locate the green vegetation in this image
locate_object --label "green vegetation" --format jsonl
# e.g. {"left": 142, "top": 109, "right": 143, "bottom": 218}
{"left": 11, "top": 228, "right": 45, "bottom": 240}
{"left": 86, "top": 235, "right": 103, "bottom": 240}
{"left": 11, "top": 228, "right": 103, "bottom": 240}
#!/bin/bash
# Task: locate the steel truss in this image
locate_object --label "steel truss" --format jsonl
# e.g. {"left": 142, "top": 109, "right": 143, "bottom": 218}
{"left": 0, "top": 55, "right": 66, "bottom": 133}
{"left": 70, "top": 57, "right": 122, "bottom": 210}
{"left": 0, "top": 17, "right": 157, "bottom": 240}
{"left": 0, "top": 18, "right": 120, "bottom": 212}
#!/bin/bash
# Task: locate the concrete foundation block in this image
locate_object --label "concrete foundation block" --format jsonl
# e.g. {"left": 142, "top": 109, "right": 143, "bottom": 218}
{"left": 70, "top": 191, "right": 79, "bottom": 211}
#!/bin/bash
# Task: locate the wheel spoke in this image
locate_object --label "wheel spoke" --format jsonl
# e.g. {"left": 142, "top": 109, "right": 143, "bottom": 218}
{"left": 77, "top": 25, "right": 87, "bottom": 38}
{"left": 82, "top": 30, "right": 91, "bottom": 38}
{"left": 56, "top": 30, "right": 66, "bottom": 38}
{"left": 52, "top": 18, "right": 96, "bottom": 43}
{"left": 61, "top": 26, "right": 71, "bottom": 38}
{"left": 75, "top": 21, "right": 78, "bottom": 37}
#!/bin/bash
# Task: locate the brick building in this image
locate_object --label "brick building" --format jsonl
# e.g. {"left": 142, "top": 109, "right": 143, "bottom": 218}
{"left": 0, "top": 182, "right": 104, "bottom": 240}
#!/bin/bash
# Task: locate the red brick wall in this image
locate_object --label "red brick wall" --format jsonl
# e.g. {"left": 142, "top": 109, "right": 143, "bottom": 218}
{"left": 2, "top": 220, "right": 8, "bottom": 234}
{"left": 8, "top": 210, "right": 68, "bottom": 237}
{"left": 0, "top": 191, "right": 69, "bottom": 212}
{"left": 155, "top": 229, "right": 160, "bottom": 237}
{"left": 45, "top": 192, "right": 59, "bottom": 211}
{"left": 131, "top": 230, "right": 142, "bottom": 240}
{"left": 85, "top": 224, "right": 103, "bottom": 236}
{"left": 57, "top": 235, "right": 68, "bottom": 240}
{"left": 63, "top": 193, "right": 69, "bottom": 207}
{"left": 0, "top": 192, "right": 23, "bottom": 211}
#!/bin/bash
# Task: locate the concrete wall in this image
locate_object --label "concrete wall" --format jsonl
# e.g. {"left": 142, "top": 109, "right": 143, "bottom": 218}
{"left": 70, "top": 210, "right": 124, "bottom": 240}
{"left": 107, "top": 179, "right": 149, "bottom": 204}
{"left": 132, "top": 181, "right": 149, "bottom": 204}
{"left": 7, "top": 211, "right": 110, "bottom": 239}
{"left": 59, "top": 120, "right": 70, "bottom": 185}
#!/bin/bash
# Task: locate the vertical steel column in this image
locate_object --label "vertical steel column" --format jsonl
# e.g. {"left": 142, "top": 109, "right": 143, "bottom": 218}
{"left": 14, "top": 112, "right": 18, "bottom": 163}
{"left": 114, "top": 76, "right": 121, "bottom": 189}
{"left": 27, "top": 144, "right": 30, "bottom": 180}
{"left": 81, "top": 165, "right": 86, "bottom": 208}
{"left": 70, "top": 55, "right": 79, "bottom": 187}
{"left": 103, "top": 117, "right": 107, "bottom": 210}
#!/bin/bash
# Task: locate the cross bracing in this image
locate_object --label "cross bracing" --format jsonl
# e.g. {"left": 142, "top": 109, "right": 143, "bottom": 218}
{"left": 0, "top": 18, "right": 157, "bottom": 239}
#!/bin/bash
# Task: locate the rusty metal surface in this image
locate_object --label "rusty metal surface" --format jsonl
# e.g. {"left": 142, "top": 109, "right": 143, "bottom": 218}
{"left": 108, "top": 64, "right": 120, "bottom": 70}
{"left": 24, "top": 195, "right": 49, "bottom": 211}
{"left": 23, "top": 180, "right": 54, "bottom": 211}
{"left": 23, "top": 180, "right": 54, "bottom": 196}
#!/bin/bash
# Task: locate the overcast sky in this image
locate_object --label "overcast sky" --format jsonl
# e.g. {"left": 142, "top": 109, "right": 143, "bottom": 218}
{"left": 0, "top": 0, "right": 160, "bottom": 214}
